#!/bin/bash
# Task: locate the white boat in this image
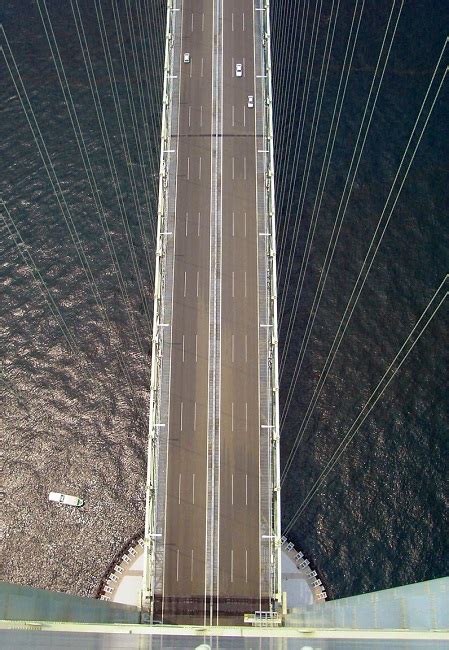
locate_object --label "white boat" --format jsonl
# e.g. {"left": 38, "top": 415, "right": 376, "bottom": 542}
{"left": 48, "top": 491, "right": 84, "bottom": 507}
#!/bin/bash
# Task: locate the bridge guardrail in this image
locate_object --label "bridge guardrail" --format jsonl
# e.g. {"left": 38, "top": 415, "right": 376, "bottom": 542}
{"left": 256, "top": 0, "right": 282, "bottom": 605}
{"left": 142, "top": 0, "right": 176, "bottom": 619}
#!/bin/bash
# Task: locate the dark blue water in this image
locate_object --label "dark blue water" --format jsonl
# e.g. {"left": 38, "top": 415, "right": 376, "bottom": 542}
{"left": 272, "top": 0, "right": 448, "bottom": 597}
{"left": 1, "top": 0, "right": 447, "bottom": 601}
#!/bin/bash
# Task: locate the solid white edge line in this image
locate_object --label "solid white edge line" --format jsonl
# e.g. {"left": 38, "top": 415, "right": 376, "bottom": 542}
{"left": 252, "top": 0, "right": 263, "bottom": 614}
{"left": 216, "top": 0, "right": 224, "bottom": 624}
{"left": 204, "top": 0, "right": 215, "bottom": 625}
{"left": 160, "top": 0, "right": 184, "bottom": 623}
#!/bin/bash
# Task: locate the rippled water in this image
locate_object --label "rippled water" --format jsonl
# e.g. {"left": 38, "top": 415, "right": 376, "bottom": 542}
{"left": 1, "top": 0, "right": 448, "bottom": 601}
{"left": 272, "top": 0, "right": 449, "bottom": 597}
{"left": 1, "top": 0, "right": 163, "bottom": 596}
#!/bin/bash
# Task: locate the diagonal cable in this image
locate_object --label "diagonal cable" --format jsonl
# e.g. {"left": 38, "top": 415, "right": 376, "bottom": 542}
{"left": 280, "top": 48, "right": 448, "bottom": 482}
{"left": 284, "top": 275, "right": 448, "bottom": 532}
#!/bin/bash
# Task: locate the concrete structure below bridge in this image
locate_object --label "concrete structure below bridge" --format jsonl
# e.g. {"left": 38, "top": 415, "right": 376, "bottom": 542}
{"left": 99, "top": 537, "right": 319, "bottom": 611}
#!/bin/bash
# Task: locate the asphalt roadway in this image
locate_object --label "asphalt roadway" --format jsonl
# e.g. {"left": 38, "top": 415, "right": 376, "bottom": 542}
{"left": 156, "top": 0, "right": 269, "bottom": 625}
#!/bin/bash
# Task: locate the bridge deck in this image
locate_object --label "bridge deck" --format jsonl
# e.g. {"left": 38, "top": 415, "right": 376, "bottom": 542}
{"left": 147, "top": 0, "right": 279, "bottom": 625}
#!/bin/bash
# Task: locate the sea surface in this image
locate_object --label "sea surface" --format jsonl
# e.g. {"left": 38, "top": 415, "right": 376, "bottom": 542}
{"left": 1, "top": 0, "right": 448, "bottom": 600}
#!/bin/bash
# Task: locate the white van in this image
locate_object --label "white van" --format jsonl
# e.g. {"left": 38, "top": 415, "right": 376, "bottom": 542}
{"left": 48, "top": 492, "right": 84, "bottom": 507}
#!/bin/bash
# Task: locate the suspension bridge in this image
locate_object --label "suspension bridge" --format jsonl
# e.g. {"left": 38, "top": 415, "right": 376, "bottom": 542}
{"left": 1, "top": 0, "right": 448, "bottom": 636}
{"left": 140, "top": 0, "right": 448, "bottom": 625}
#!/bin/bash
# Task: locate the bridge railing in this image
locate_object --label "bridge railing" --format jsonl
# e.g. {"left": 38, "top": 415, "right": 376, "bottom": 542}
{"left": 255, "top": 0, "right": 282, "bottom": 605}
{"left": 142, "top": 0, "right": 177, "bottom": 619}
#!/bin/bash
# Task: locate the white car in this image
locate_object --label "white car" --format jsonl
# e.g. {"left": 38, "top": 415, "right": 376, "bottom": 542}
{"left": 49, "top": 491, "right": 84, "bottom": 507}
{"left": 183, "top": 52, "right": 190, "bottom": 64}
{"left": 235, "top": 63, "right": 243, "bottom": 77}
{"left": 247, "top": 95, "right": 254, "bottom": 108}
